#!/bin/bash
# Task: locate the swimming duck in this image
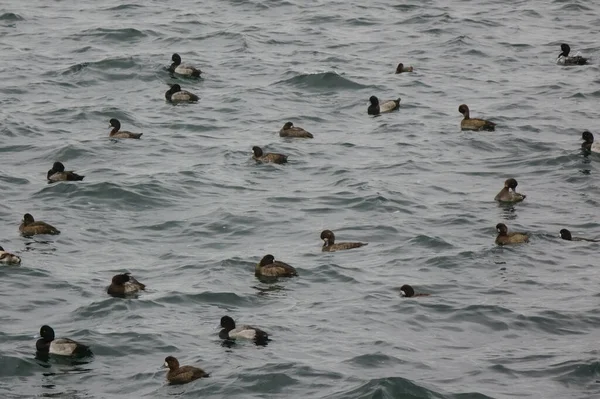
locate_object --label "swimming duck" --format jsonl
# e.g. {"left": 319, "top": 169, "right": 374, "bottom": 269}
{"left": 320, "top": 230, "right": 368, "bottom": 252}
{"left": 169, "top": 53, "right": 202, "bottom": 77}
{"left": 494, "top": 178, "right": 526, "bottom": 203}
{"left": 395, "top": 63, "right": 414, "bottom": 74}
{"left": 458, "top": 104, "right": 496, "bottom": 131}
{"left": 255, "top": 254, "right": 298, "bottom": 277}
{"left": 109, "top": 119, "right": 143, "bottom": 139}
{"left": 252, "top": 146, "right": 288, "bottom": 164}
{"left": 165, "top": 84, "right": 199, "bottom": 103}
{"left": 164, "top": 356, "right": 209, "bottom": 385}
{"left": 219, "top": 315, "right": 269, "bottom": 343}
{"left": 495, "top": 223, "right": 529, "bottom": 245}
{"left": 559, "top": 228, "right": 600, "bottom": 242}
{"left": 36, "top": 325, "right": 91, "bottom": 356}
{"left": 279, "top": 122, "right": 314, "bottom": 138}
{"left": 19, "top": 214, "right": 60, "bottom": 236}
{"left": 368, "top": 96, "right": 401, "bottom": 115}
{"left": 557, "top": 44, "right": 588, "bottom": 66}
{"left": 0, "top": 246, "right": 21, "bottom": 265}
{"left": 107, "top": 273, "right": 146, "bottom": 297}
{"left": 399, "top": 284, "right": 430, "bottom": 298}
{"left": 581, "top": 131, "right": 600, "bottom": 153}
{"left": 47, "top": 162, "right": 84, "bottom": 182}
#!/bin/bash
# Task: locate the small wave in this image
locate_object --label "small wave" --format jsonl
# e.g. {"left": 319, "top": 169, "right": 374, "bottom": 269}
{"left": 0, "top": 12, "right": 24, "bottom": 21}
{"left": 274, "top": 72, "right": 368, "bottom": 91}
{"left": 80, "top": 27, "right": 150, "bottom": 41}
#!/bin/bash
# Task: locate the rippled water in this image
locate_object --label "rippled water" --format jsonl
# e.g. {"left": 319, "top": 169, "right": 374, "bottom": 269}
{"left": 1, "top": 0, "right": 600, "bottom": 398}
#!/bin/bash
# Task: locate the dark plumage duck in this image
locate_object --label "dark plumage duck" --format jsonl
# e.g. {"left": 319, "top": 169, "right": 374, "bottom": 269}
{"left": 494, "top": 178, "right": 526, "bottom": 203}
{"left": 219, "top": 316, "right": 269, "bottom": 344}
{"left": 109, "top": 119, "right": 143, "bottom": 139}
{"left": 557, "top": 44, "right": 588, "bottom": 66}
{"left": 395, "top": 63, "right": 414, "bottom": 74}
{"left": 495, "top": 223, "right": 529, "bottom": 245}
{"left": 458, "top": 104, "right": 496, "bottom": 131}
{"left": 107, "top": 273, "right": 146, "bottom": 297}
{"left": 0, "top": 245, "right": 21, "bottom": 265}
{"left": 400, "top": 284, "right": 430, "bottom": 298}
{"left": 169, "top": 53, "right": 202, "bottom": 77}
{"left": 255, "top": 254, "right": 297, "bottom": 277}
{"left": 252, "top": 146, "right": 288, "bottom": 164}
{"left": 320, "top": 230, "right": 368, "bottom": 252}
{"left": 165, "top": 84, "right": 199, "bottom": 103}
{"left": 19, "top": 214, "right": 60, "bottom": 236}
{"left": 36, "top": 325, "right": 91, "bottom": 357}
{"left": 164, "top": 356, "right": 209, "bottom": 385}
{"left": 279, "top": 122, "right": 314, "bottom": 138}
{"left": 581, "top": 131, "right": 600, "bottom": 153}
{"left": 559, "top": 229, "right": 600, "bottom": 242}
{"left": 368, "top": 96, "right": 401, "bottom": 115}
{"left": 47, "top": 162, "right": 84, "bottom": 182}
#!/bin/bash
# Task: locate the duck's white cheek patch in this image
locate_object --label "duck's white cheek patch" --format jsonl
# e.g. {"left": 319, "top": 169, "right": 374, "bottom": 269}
{"left": 164, "top": 362, "right": 168, "bottom": 367}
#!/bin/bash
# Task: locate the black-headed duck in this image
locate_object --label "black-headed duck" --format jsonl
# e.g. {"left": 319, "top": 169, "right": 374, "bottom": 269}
{"left": 19, "top": 214, "right": 60, "bottom": 236}
{"left": 400, "top": 284, "right": 430, "bottom": 298}
{"left": 109, "top": 119, "right": 143, "bottom": 139}
{"left": 320, "top": 230, "right": 368, "bottom": 252}
{"left": 169, "top": 53, "right": 202, "bottom": 77}
{"left": 107, "top": 273, "right": 146, "bottom": 297}
{"left": 36, "top": 325, "right": 92, "bottom": 357}
{"left": 395, "top": 63, "right": 414, "bottom": 74}
{"left": 368, "top": 96, "right": 401, "bottom": 115}
{"left": 557, "top": 44, "right": 588, "bottom": 66}
{"left": 252, "top": 146, "right": 288, "bottom": 164}
{"left": 219, "top": 315, "right": 269, "bottom": 344}
{"left": 164, "top": 356, "right": 209, "bottom": 385}
{"left": 458, "top": 104, "right": 496, "bottom": 131}
{"left": 494, "top": 178, "right": 526, "bottom": 203}
{"left": 495, "top": 223, "right": 529, "bottom": 245}
{"left": 47, "top": 162, "right": 84, "bottom": 182}
{"left": 255, "top": 254, "right": 298, "bottom": 277}
{"left": 0, "top": 245, "right": 21, "bottom": 265}
{"left": 279, "top": 122, "right": 314, "bottom": 138}
{"left": 165, "top": 84, "right": 199, "bottom": 103}
{"left": 581, "top": 131, "right": 600, "bottom": 153}
{"left": 559, "top": 228, "right": 600, "bottom": 242}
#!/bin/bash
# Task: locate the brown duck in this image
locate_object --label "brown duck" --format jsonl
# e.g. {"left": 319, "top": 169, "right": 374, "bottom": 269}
{"left": 255, "top": 254, "right": 298, "bottom": 277}
{"left": 395, "top": 63, "right": 414, "bottom": 74}
{"left": 320, "top": 230, "right": 368, "bottom": 252}
{"left": 400, "top": 284, "right": 430, "bottom": 298}
{"left": 0, "top": 245, "right": 21, "bottom": 265}
{"left": 164, "top": 356, "right": 209, "bottom": 385}
{"left": 107, "top": 273, "right": 146, "bottom": 297}
{"left": 19, "top": 214, "right": 60, "bottom": 236}
{"left": 495, "top": 223, "right": 528, "bottom": 245}
{"left": 494, "top": 178, "right": 526, "bottom": 203}
{"left": 109, "top": 119, "right": 143, "bottom": 139}
{"left": 559, "top": 229, "right": 600, "bottom": 242}
{"left": 279, "top": 122, "right": 313, "bottom": 138}
{"left": 252, "top": 146, "right": 288, "bottom": 164}
{"left": 458, "top": 104, "right": 496, "bottom": 131}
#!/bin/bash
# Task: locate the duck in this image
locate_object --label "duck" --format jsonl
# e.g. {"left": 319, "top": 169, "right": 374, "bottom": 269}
{"left": 399, "top": 284, "right": 430, "bottom": 298}
{"left": 255, "top": 254, "right": 298, "bottom": 277}
{"left": 252, "top": 146, "right": 288, "bottom": 164}
{"left": 19, "top": 213, "right": 60, "bottom": 236}
{"left": 219, "top": 316, "right": 269, "bottom": 344}
{"left": 107, "top": 273, "right": 146, "bottom": 297}
{"left": 165, "top": 84, "right": 199, "bottom": 103}
{"left": 458, "top": 104, "right": 496, "bottom": 131}
{"left": 320, "top": 230, "right": 368, "bottom": 252}
{"left": 494, "top": 178, "right": 526, "bottom": 203}
{"left": 109, "top": 119, "right": 143, "bottom": 139}
{"left": 47, "top": 162, "right": 84, "bottom": 182}
{"left": 557, "top": 44, "right": 588, "bottom": 66}
{"left": 368, "top": 96, "right": 401, "bottom": 115}
{"left": 581, "top": 131, "right": 600, "bottom": 153}
{"left": 168, "top": 53, "right": 202, "bottom": 77}
{"left": 0, "top": 245, "right": 21, "bottom": 265}
{"left": 395, "top": 63, "right": 414, "bottom": 74}
{"left": 35, "top": 325, "right": 92, "bottom": 356}
{"left": 495, "top": 223, "right": 529, "bottom": 245}
{"left": 279, "top": 122, "right": 314, "bottom": 138}
{"left": 164, "top": 356, "right": 209, "bottom": 385}
{"left": 559, "top": 228, "right": 600, "bottom": 242}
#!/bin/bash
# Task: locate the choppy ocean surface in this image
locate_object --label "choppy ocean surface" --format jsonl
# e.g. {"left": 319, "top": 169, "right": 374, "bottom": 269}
{"left": 1, "top": 0, "right": 600, "bottom": 398}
